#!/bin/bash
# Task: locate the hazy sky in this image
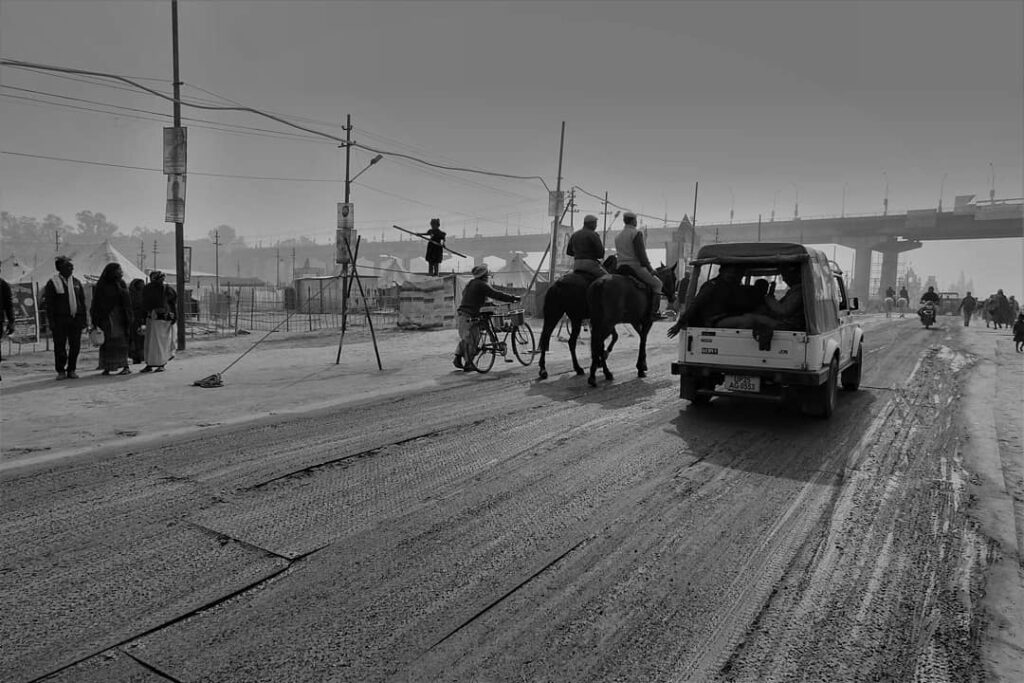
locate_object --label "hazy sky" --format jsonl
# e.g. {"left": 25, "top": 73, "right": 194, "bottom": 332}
{"left": 1, "top": 0, "right": 1022, "bottom": 293}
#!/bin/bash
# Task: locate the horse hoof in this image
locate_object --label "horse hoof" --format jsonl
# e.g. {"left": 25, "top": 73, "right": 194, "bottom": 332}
{"left": 604, "top": 372, "right": 614, "bottom": 382}
{"left": 538, "top": 369, "right": 548, "bottom": 380}
{"left": 575, "top": 368, "right": 585, "bottom": 376}
{"left": 638, "top": 370, "right": 646, "bottom": 378}
{"left": 588, "top": 377, "right": 597, "bottom": 387}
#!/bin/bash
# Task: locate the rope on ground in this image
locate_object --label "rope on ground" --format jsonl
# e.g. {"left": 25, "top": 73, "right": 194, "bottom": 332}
{"left": 193, "top": 275, "right": 343, "bottom": 388}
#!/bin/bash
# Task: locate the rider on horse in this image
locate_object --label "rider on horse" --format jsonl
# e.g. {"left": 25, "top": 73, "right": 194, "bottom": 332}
{"left": 613, "top": 212, "right": 662, "bottom": 319}
{"left": 567, "top": 214, "right": 608, "bottom": 281}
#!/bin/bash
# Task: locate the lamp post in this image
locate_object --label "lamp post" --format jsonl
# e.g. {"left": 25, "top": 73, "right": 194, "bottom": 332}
{"left": 350, "top": 154, "right": 383, "bottom": 184}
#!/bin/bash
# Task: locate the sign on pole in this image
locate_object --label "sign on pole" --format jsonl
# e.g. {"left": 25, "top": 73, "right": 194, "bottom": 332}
{"left": 548, "top": 190, "right": 565, "bottom": 217}
{"left": 182, "top": 246, "right": 192, "bottom": 283}
{"left": 164, "top": 174, "right": 186, "bottom": 223}
{"left": 163, "top": 127, "right": 187, "bottom": 175}
{"left": 336, "top": 202, "right": 355, "bottom": 264}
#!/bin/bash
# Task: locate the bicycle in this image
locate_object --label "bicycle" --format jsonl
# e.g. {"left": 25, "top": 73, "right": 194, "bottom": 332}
{"left": 469, "top": 307, "right": 536, "bottom": 373}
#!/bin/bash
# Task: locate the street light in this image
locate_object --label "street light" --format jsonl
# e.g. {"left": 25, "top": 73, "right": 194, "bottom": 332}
{"left": 350, "top": 154, "right": 384, "bottom": 183}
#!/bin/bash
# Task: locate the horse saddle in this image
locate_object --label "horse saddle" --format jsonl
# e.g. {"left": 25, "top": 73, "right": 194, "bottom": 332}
{"left": 615, "top": 265, "right": 652, "bottom": 293}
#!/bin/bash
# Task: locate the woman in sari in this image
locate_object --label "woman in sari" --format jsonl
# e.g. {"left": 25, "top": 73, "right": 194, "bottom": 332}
{"left": 90, "top": 263, "right": 133, "bottom": 376}
{"left": 142, "top": 270, "right": 177, "bottom": 373}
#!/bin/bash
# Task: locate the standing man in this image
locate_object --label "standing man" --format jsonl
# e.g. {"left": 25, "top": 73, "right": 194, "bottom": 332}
{"left": 957, "top": 291, "right": 977, "bottom": 327}
{"left": 41, "top": 255, "right": 88, "bottom": 380}
{"left": 141, "top": 271, "right": 177, "bottom": 373}
{"left": 614, "top": 212, "right": 662, "bottom": 319}
{"left": 0, "top": 262, "right": 15, "bottom": 381}
{"left": 566, "top": 214, "right": 607, "bottom": 279}
{"left": 898, "top": 285, "right": 909, "bottom": 318}
{"left": 419, "top": 218, "right": 446, "bottom": 276}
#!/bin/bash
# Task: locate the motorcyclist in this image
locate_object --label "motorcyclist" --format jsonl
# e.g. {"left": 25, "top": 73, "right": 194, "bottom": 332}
{"left": 918, "top": 286, "right": 939, "bottom": 325}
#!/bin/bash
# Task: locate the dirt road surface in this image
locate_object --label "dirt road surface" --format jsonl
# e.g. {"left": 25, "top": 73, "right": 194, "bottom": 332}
{"left": 2, "top": 314, "right": 1022, "bottom": 682}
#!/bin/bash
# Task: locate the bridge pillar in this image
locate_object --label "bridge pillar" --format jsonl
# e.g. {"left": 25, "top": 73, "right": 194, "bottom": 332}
{"left": 852, "top": 246, "right": 872, "bottom": 302}
{"left": 879, "top": 250, "right": 899, "bottom": 298}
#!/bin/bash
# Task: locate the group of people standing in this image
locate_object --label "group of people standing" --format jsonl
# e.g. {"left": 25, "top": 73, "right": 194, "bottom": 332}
{"left": 41, "top": 256, "right": 177, "bottom": 380}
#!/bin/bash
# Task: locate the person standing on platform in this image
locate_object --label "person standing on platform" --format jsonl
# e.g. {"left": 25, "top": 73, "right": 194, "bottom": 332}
{"left": 419, "top": 218, "right": 447, "bottom": 276}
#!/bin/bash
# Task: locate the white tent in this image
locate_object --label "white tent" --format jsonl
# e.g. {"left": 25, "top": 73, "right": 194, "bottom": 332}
{"left": 27, "top": 240, "right": 148, "bottom": 284}
{"left": 1, "top": 253, "right": 34, "bottom": 282}
{"left": 491, "top": 252, "right": 536, "bottom": 289}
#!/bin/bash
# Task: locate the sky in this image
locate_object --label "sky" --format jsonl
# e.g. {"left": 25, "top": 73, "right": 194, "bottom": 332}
{"left": 1, "top": 0, "right": 1022, "bottom": 294}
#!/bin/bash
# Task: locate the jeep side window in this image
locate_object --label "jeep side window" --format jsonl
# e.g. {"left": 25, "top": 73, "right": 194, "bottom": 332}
{"left": 836, "top": 275, "right": 849, "bottom": 310}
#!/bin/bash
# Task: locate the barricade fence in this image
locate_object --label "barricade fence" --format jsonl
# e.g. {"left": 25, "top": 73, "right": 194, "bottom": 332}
{"left": 2, "top": 281, "right": 538, "bottom": 356}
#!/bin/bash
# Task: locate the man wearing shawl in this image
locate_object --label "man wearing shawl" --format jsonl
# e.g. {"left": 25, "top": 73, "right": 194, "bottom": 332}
{"left": 41, "top": 256, "right": 88, "bottom": 380}
{"left": 141, "top": 271, "right": 177, "bottom": 373}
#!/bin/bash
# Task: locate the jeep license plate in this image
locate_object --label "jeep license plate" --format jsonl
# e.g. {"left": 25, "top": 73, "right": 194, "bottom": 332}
{"left": 722, "top": 375, "right": 760, "bottom": 393}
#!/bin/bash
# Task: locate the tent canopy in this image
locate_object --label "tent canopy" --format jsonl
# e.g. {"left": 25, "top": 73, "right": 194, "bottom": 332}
{"left": 25, "top": 240, "right": 148, "bottom": 284}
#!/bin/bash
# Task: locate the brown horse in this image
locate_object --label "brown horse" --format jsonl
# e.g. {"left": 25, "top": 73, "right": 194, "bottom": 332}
{"left": 585, "top": 263, "right": 678, "bottom": 387}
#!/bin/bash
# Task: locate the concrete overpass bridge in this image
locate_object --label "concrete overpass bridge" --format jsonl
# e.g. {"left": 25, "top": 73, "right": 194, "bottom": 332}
{"left": 360, "top": 196, "right": 1022, "bottom": 300}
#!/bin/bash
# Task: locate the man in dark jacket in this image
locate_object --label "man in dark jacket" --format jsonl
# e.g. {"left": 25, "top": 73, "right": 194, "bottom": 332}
{"left": 41, "top": 255, "right": 88, "bottom": 379}
{"left": 957, "top": 291, "right": 977, "bottom": 327}
{"left": 1, "top": 262, "right": 15, "bottom": 380}
{"left": 566, "top": 214, "right": 607, "bottom": 279}
{"left": 453, "top": 263, "right": 520, "bottom": 371}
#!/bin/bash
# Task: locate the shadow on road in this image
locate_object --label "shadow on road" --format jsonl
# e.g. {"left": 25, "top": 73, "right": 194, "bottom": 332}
{"left": 664, "top": 389, "right": 878, "bottom": 483}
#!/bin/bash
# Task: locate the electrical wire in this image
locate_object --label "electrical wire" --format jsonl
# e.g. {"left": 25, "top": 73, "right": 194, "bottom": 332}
{"left": 2, "top": 58, "right": 551, "bottom": 190}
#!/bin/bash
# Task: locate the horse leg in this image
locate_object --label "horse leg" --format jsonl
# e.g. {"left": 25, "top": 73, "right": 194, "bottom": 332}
{"left": 537, "top": 313, "right": 558, "bottom": 380}
{"left": 603, "top": 328, "right": 617, "bottom": 381}
{"left": 636, "top": 323, "right": 649, "bottom": 377}
{"left": 587, "top": 327, "right": 604, "bottom": 387}
{"left": 568, "top": 319, "right": 585, "bottom": 375}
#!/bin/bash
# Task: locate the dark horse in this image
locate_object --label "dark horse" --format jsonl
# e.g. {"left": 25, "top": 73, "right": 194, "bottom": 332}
{"left": 586, "top": 263, "right": 678, "bottom": 387}
{"left": 537, "top": 255, "right": 617, "bottom": 380}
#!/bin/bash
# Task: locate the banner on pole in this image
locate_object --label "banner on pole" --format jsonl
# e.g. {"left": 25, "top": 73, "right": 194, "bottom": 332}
{"left": 336, "top": 202, "right": 355, "bottom": 264}
{"left": 548, "top": 190, "right": 564, "bottom": 217}
{"left": 182, "top": 246, "right": 192, "bottom": 283}
{"left": 162, "top": 127, "right": 187, "bottom": 175}
{"left": 555, "top": 223, "right": 573, "bottom": 269}
{"left": 164, "top": 174, "right": 186, "bottom": 223}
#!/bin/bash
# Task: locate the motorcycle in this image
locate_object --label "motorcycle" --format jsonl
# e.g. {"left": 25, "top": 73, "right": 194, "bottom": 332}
{"left": 918, "top": 302, "right": 937, "bottom": 329}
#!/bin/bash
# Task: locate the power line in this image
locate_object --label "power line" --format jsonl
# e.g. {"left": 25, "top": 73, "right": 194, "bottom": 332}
{"left": 2, "top": 58, "right": 551, "bottom": 190}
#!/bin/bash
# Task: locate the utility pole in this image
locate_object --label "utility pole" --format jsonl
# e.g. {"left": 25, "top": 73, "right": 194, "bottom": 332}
{"left": 690, "top": 181, "right": 699, "bottom": 264}
{"left": 54, "top": 230, "right": 61, "bottom": 254}
{"left": 276, "top": 241, "right": 281, "bottom": 288}
{"left": 170, "top": 0, "right": 187, "bottom": 350}
{"left": 340, "top": 114, "right": 353, "bottom": 334}
{"left": 152, "top": 240, "right": 159, "bottom": 270}
{"left": 568, "top": 187, "right": 576, "bottom": 230}
{"left": 213, "top": 229, "right": 220, "bottom": 295}
{"left": 548, "top": 121, "right": 565, "bottom": 286}
{"left": 138, "top": 241, "right": 146, "bottom": 270}
{"left": 757, "top": 214, "right": 762, "bottom": 242}
{"left": 291, "top": 247, "right": 296, "bottom": 281}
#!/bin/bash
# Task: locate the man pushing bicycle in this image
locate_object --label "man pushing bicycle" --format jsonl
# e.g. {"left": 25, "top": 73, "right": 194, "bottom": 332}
{"left": 453, "top": 264, "right": 520, "bottom": 372}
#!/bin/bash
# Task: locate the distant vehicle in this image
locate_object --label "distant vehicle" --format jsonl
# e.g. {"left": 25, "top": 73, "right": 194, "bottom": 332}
{"left": 938, "top": 292, "right": 960, "bottom": 316}
{"left": 671, "top": 242, "right": 862, "bottom": 418}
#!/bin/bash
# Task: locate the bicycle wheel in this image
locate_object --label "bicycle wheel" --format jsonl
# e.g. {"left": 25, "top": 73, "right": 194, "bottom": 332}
{"left": 472, "top": 335, "right": 497, "bottom": 373}
{"left": 512, "top": 322, "right": 536, "bottom": 366}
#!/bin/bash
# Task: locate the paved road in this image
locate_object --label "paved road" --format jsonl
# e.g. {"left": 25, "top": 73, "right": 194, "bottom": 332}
{"left": 2, "top": 317, "right": 1020, "bottom": 682}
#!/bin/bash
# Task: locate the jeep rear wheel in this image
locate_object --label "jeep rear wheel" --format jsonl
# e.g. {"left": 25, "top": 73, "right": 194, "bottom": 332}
{"left": 841, "top": 344, "right": 862, "bottom": 391}
{"left": 806, "top": 357, "right": 838, "bottom": 418}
